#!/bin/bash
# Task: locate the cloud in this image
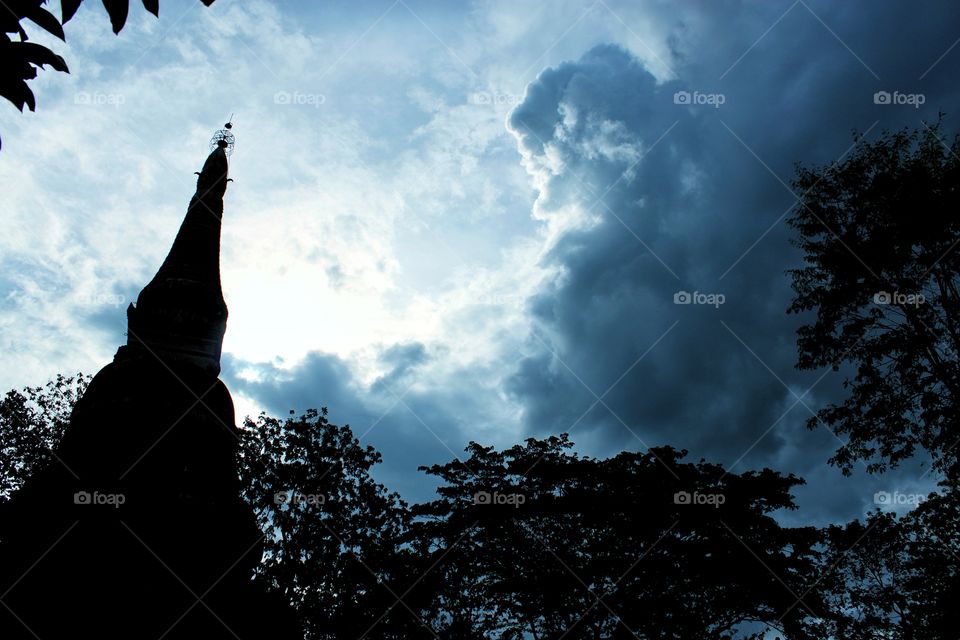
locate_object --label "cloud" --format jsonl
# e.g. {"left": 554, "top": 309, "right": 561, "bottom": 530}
{"left": 503, "top": 0, "right": 960, "bottom": 519}
{"left": 223, "top": 342, "right": 502, "bottom": 502}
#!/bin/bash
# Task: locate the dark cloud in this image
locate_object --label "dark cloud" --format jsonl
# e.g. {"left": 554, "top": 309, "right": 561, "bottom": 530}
{"left": 371, "top": 342, "right": 429, "bottom": 394}
{"left": 504, "top": 1, "right": 959, "bottom": 520}
{"left": 222, "top": 345, "right": 476, "bottom": 503}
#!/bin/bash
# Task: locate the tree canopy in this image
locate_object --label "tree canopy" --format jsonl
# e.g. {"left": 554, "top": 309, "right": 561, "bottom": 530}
{"left": 788, "top": 119, "right": 960, "bottom": 477}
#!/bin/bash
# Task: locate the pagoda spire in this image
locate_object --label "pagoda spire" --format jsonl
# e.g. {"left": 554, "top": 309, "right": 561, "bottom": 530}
{"left": 124, "top": 124, "right": 234, "bottom": 375}
{"left": 0, "top": 121, "right": 303, "bottom": 639}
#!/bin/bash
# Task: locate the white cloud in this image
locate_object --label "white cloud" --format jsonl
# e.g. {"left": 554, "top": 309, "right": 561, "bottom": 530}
{"left": 0, "top": 0, "right": 552, "bottom": 440}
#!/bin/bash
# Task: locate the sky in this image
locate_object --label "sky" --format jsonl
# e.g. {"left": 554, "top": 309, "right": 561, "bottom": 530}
{"left": 1, "top": 0, "right": 958, "bottom": 524}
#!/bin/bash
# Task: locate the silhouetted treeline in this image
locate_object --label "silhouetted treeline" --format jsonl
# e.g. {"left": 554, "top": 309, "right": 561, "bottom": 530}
{"left": 1, "top": 375, "right": 957, "bottom": 638}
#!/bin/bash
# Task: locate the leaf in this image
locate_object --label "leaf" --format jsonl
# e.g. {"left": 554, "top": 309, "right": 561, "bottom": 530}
{"left": 101, "top": 0, "right": 129, "bottom": 34}
{"left": 141, "top": 0, "right": 159, "bottom": 18}
{"left": 0, "top": 78, "right": 36, "bottom": 112}
{"left": 61, "top": 0, "right": 83, "bottom": 24}
{"left": 15, "top": 42, "right": 70, "bottom": 72}
{"left": 25, "top": 6, "right": 65, "bottom": 41}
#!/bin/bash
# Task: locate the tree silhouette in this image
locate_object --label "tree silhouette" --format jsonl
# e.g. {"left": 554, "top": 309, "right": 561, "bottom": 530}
{"left": 817, "top": 510, "right": 910, "bottom": 637}
{"left": 238, "top": 408, "right": 422, "bottom": 638}
{"left": 0, "top": 373, "right": 88, "bottom": 501}
{"left": 0, "top": 0, "right": 216, "bottom": 150}
{"left": 817, "top": 484, "right": 960, "bottom": 638}
{"left": 788, "top": 119, "right": 960, "bottom": 478}
{"left": 412, "top": 435, "right": 829, "bottom": 639}
{"left": 7, "top": 373, "right": 958, "bottom": 638}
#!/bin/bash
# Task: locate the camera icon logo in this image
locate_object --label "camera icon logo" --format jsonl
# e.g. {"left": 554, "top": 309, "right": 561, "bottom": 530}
{"left": 473, "top": 491, "right": 492, "bottom": 505}
{"left": 873, "top": 491, "right": 892, "bottom": 505}
{"left": 273, "top": 492, "right": 290, "bottom": 505}
{"left": 73, "top": 490, "right": 91, "bottom": 505}
{"left": 673, "top": 491, "right": 691, "bottom": 505}
{"left": 274, "top": 91, "right": 292, "bottom": 105}
{"left": 873, "top": 91, "right": 891, "bottom": 105}
{"left": 673, "top": 91, "right": 691, "bottom": 105}
{"left": 673, "top": 291, "right": 692, "bottom": 304}
{"left": 873, "top": 291, "right": 892, "bottom": 304}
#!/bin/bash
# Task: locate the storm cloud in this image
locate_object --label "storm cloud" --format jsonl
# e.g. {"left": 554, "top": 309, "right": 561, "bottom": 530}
{"left": 503, "top": 2, "right": 960, "bottom": 521}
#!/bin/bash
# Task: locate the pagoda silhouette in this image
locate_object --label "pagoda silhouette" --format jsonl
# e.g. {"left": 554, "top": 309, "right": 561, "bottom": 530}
{"left": 0, "top": 128, "right": 301, "bottom": 639}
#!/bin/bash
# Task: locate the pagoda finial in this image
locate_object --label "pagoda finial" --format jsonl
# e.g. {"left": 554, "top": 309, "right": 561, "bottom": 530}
{"left": 123, "top": 123, "right": 236, "bottom": 375}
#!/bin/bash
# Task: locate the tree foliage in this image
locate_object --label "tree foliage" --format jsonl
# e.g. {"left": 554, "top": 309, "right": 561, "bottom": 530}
{"left": 3, "top": 372, "right": 960, "bottom": 638}
{"left": 788, "top": 119, "right": 960, "bottom": 477}
{"left": 411, "top": 436, "right": 827, "bottom": 639}
{"left": 238, "top": 408, "right": 421, "bottom": 638}
{"left": 0, "top": 373, "right": 88, "bottom": 500}
{"left": 817, "top": 484, "right": 960, "bottom": 638}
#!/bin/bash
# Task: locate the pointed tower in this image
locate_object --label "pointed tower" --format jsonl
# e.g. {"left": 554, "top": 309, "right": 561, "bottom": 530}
{"left": 125, "top": 140, "right": 229, "bottom": 374}
{"left": 0, "top": 126, "right": 301, "bottom": 639}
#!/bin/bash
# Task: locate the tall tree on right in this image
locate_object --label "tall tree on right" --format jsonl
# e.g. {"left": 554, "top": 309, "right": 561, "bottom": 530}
{"left": 788, "top": 119, "right": 960, "bottom": 478}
